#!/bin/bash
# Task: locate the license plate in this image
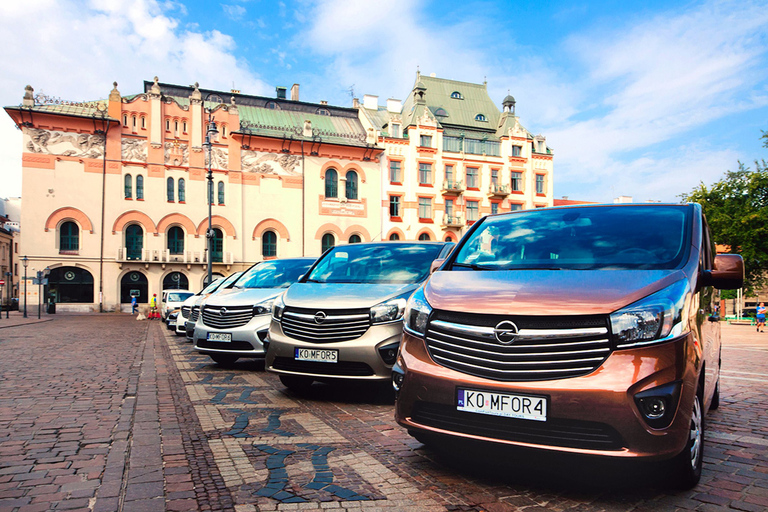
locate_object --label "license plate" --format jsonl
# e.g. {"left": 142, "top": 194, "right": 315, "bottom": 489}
{"left": 207, "top": 333, "right": 232, "bottom": 342}
{"left": 457, "top": 388, "right": 547, "bottom": 422}
{"left": 295, "top": 348, "right": 338, "bottom": 363}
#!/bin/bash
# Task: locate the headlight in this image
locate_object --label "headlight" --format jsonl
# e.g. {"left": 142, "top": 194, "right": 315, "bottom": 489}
{"left": 403, "top": 286, "right": 432, "bottom": 337}
{"left": 271, "top": 293, "right": 286, "bottom": 320}
{"left": 370, "top": 298, "right": 407, "bottom": 324}
{"left": 610, "top": 279, "right": 690, "bottom": 348}
{"left": 253, "top": 298, "right": 275, "bottom": 316}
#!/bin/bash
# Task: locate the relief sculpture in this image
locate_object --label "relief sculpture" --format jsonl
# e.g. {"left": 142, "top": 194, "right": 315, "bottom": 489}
{"left": 122, "top": 139, "right": 148, "bottom": 162}
{"left": 25, "top": 128, "right": 105, "bottom": 158}
{"left": 241, "top": 150, "right": 301, "bottom": 176}
{"left": 164, "top": 141, "right": 189, "bottom": 166}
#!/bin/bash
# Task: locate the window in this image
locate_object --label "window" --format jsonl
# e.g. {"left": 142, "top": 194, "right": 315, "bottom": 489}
{"left": 166, "top": 119, "right": 170, "bottom": 131}
{"left": 434, "top": 108, "right": 448, "bottom": 117}
{"left": 418, "top": 163, "right": 432, "bottom": 185}
{"left": 266, "top": 101, "right": 280, "bottom": 110}
{"left": 389, "top": 233, "right": 400, "bottom": 241}
{"left": 491, "top": 169, "right": 499, "bottom": 186}
{"left": 389, "top": 160, "right": 401, "bottom": 183}
{"left": 419, "top": 135, "right": 432, "bottom": 148}
{"left": 182, "top": 121, "right": 186, "bottom": 132}
{"left": 211, "top": 229, "right": 223, "bottom": 262}
{"left": 466, "top": 167, "right": 479, "bottom": 188}
{"left": 123, "top": 115, "right": 128, "bottom": 126}
{"left": 444, "top": 136, "right": 462, "bottom": 152}
{"left": 262, "top": 230, "right": 277, "bottom": 257}
{"left": 325, "top": 169, "right": 338, "bottom": 198}
{"left": 316, "top": 108, "right": 331, "bottom": 116}
{"left": 321, "top": 233, "right": 335, "bottom": 253}
{"left": 178, "top": 178, "right": 185, "bottom": 202}
{"left": 218, "top": 181, "right": 225, "bottom": 204}
{"left": 467, "top": 200, "right": 479, "bottom": 222}
{"left": 124, "top": 174, "right": 132, "bottom": 199}
{"left": 445, "top": 199, "right": 454, "bottom": 217}
{"left": 511, "top": 172, "right": 523, "bottom": 192}
{"left": 419, "top": 233, "right": 431, "bottom": 241}
{"left": 475, "top": 114, "right": 487, "bottom": 122}
{"left": 125, "top": 224, "right": 143, "bottom": 260}
{"left": 450, "top": 91, "right": 463, "bottom": 99}
{"left": 345, "top": 171, "right": 358, "bottom": 200}
{"left": 136, "top": 175, "right": 144, "bottom": 199}
{"left": 167, "top": 177, "right": 175, "bottom": 202}
{"left": 141, "top": 117, "right": 146, "bottom": 129}
{"left": 536, "top": 174, "right": 545, "bottom": 194}
{"left": 167, "top": 226, "right": 184, "bottom": 255}
{"left": 132, "top": 116, "right": 137, "bottom": 128}
{"left": 512, "top": 145, "right": 522, "bottom": 157}
{"left": 444, "top": 165, "right": 454, "bottom": 183}
{"left": 491, "top": 202, "right": 499, "bottom": 215}
{"left": 389, "top": 196, "right": 401, "bottom": 218}
{"left": 509, "top": 203, "right": 522, "bottom": 211}
{"left": 418, "top": 198, "right": 432, "bottom": 220}
{"left": 60, "top": 221, "right": 79, "bottom": 252}
{"left": 391, "top": 124, "right": 400, "bottom": 138}
{"left": 208, "top": 181, "right": 214, "bottom": 205}
{"left": 349, "top": 234, "right": 362, "bottom": 244}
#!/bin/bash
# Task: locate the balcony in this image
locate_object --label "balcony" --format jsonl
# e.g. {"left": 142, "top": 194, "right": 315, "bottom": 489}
{"left": 488, "top": 183, "right": 510, "bottom": 197}
{"left": 442, "top": 180, "right": 465, "bottom": 195}
{"left": 116, "top": 248, "right": 234, "bottom": 266}
{"left": 442, "top": 213, "right": 465, "bottom": 228}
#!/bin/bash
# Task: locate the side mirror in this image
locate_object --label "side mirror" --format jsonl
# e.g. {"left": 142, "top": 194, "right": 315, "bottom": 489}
{"left": 430, "top": 258, "right": 445, "bottom": 274}
{"left": 704, "top": 254, "right": 744, "bottom": 290}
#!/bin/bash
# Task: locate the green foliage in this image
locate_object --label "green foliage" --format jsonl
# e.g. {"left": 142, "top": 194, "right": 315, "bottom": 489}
{"left": 682, "top": 158, "right": 768, "bottom": 294}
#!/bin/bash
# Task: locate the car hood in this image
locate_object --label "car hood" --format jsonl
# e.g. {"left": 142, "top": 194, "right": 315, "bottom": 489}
{"left": 284, "top": 282, "right": 418, "bottom": 309}
{"left": 181, "top": 295, "right": 199, "bottom": 307}
{"left": 203, "top": 287, "right": 283, "bottom": 307}
{"left": 425, "top": 269, "right": 686, "bottom": 316}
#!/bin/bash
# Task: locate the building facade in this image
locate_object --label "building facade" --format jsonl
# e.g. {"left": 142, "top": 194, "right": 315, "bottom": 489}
{"left": 5, "top": 73, "right": 553, "bottom": 312}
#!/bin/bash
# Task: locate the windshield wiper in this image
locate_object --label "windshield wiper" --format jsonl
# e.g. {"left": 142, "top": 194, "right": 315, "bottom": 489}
{"left": 452, "top": 262, "right": 498, "bottom": 270}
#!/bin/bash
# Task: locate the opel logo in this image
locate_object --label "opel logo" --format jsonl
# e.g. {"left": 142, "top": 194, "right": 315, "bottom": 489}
{"left": 219, "top": 307, "right": 227, "bottom": 317}
{"left": 494, "top": 320, "right": 519, "bottom": 345}
{"left": 314, "top": 311, "right": 327, "bottom": 324}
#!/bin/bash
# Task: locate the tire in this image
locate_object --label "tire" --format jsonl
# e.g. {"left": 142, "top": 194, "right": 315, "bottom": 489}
{"left": 279, "top": 375, "right": 314, "bottom": 393}
{"left": 667, "top": 389, "right": 704, "bottom": 489}
{"left": 710, "top": 377, "right": 720, "bottom": 410}
{"left": 210, "top": 354, "right": 239, "bottom": 367}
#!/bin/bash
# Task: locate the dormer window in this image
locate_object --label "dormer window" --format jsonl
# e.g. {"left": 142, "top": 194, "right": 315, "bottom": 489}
{"left": 316, "top": 108, "right": 331, "bottom": 116}
{"left": 266, "top": 101, "right": 280, "bottom": 110}
{"left": 450, "top": 91, "right": 463, "bottom": 99}
{"left": 434, "top": 108, "right": 448, "bottom": 117}
{"left": 475, "top": 114, "right": 487, "bottom": 122}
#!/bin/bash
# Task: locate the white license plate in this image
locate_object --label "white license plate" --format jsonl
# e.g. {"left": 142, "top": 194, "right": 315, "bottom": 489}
{"left": 295, "top": 348, "right": 338, "bottom": 363}
{"left": 457, "top": 388, "right": 547, "bottom": 422}
{"left": 207, "top": 333, "right": 232, "bottom": 342}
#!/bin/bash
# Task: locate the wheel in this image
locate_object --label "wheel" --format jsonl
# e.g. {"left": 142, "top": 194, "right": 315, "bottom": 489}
{"left": 279, "top": 375, "right": 314, "bottom": 393}
{"left": 666, "top": 389, "right": 703, "bottom": 489}
{"left": 210, "top": 354, "right": 239, "bottom": 367}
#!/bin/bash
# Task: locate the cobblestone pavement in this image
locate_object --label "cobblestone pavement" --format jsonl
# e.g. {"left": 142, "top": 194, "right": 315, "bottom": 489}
{"left": 0, "top": 315, "right": 767, "bottom": 511}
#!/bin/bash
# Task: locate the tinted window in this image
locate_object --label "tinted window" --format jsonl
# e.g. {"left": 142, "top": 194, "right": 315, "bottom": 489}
{"left": 307, "top": 243, "right": 443, "bottom": 284}
{"left": 235, "top": 260, "right": 312, "bottom": 289}
{"left": 453, "top": 206, "right": 691, "bottom": 270}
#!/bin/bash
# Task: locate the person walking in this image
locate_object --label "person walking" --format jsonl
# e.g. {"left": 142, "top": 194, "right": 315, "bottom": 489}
{"left": 757, "top": 302, "right": 766, "bottom": 333}
{"left": 131, "top": 295, "right": 138, "bottom": 314}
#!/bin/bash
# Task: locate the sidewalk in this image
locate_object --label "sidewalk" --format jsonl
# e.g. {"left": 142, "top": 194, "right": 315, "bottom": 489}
{"left": 0, "top": 310, "right": 54, "bottom": 329}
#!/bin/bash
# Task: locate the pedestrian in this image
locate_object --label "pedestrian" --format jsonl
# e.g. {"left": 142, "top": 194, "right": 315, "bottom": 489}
{"left": 150, "top": 293, "right": 158, "bottom": 319}
{"left": 757, "top": 302, "right": 766, "bottom": 333}
{"left": 131, "top": 295, "right": 138, "bottom": 314}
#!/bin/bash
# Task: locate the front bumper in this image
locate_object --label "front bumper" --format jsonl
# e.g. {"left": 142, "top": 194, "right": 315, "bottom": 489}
{"left": 265, "top": 319, "right": 403, "bottom": 381}
{"left": 193, "top": 314, "right": 271, "bottom": 358}
{"left": 394, "top": 331, "right": 699, "bottom": 460}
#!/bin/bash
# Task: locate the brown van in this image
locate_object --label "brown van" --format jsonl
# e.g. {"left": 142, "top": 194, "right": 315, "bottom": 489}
{"left": 394, "top": 203, "right": 743, "bottom": 488}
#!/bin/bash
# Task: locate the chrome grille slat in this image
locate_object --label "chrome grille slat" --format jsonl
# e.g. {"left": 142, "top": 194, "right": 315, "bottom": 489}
{"left": 202, "top": 305, "right": 254, "bottom": 329}
{"left": 425, "top": 313, "right": 611, "bottom": 381}
{"left": 280, "top": 307, "right": 371, "bottom": 343}
{"left": 180, "top": 306, "right": 191, "bottom": 319}
{"left": 190, "top": 306, "right": 200, "bottom": 322}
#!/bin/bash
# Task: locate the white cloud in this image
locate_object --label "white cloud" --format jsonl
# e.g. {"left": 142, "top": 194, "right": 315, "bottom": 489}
{"left": 222, "top": 4, "right": 247, "bottom": 20}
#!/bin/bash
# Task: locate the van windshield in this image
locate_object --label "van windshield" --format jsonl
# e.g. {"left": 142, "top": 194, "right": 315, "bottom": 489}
{"left": 235, "top": 260, "right": 313, "bottom": 289}
{"left": 453, "top": 205, "right": 691, "bottom": 270}
{"left": 167, "top": 292, "right": 193, "bottom": 302}
{"left": 307, "top": 243, "right": 444, "bottom": 284}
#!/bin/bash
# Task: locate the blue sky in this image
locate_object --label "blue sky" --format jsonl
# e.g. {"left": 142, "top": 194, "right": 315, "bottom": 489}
{"left": 1, "top": 0, "right": 767, "bottom": 203}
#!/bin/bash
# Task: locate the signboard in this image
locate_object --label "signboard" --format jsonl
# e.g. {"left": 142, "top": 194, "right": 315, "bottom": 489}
{"left": 0, "top": 279, "right": 4, "bottom": 286}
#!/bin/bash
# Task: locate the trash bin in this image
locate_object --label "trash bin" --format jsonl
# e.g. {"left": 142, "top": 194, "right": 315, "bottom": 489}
{"left": 47, "top": 299, "right": 56, "bottom": 314}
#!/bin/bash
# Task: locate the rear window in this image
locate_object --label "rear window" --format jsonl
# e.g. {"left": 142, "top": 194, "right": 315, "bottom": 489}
{"left": 307, "top": 243, "right": 444, "bottom": 284}
{"left": 235, "top": 260, "right": 313, "bottom": 289}
{"left": 453, "top": 205, "right": 691, "bottom": 270}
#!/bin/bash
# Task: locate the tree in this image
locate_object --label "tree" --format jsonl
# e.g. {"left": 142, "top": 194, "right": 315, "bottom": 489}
{"left": 682, "top": 156, "right": 768, "bottom": 294}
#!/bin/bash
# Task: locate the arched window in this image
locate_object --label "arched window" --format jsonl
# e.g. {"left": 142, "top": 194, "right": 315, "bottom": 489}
{"left": 208, "top": 181, "right": 214, "bottom": 205}
{"left": 167, "top": 177, "right": 175, "bottom": 202}
{"left": 136, "top": 175, "right": 144, "bottom": 199}
{"left": 124, "top": 174, "right": 132, "bottom": 199}
{"left": 163, "top": 272, "right": 189, "bottom": 290}
{"left": 418, "top": 233, "right": 431, "bottom": 241}
{"left": 60, "top": 221, "right": 79, "bottom": 252}
{"left": 262, "top": 230, "right": 277, "bottom": 257}
{"left": 211, "top": 228, "right": 223, "bottom": 262}
{"left": 218, "top": 181, "right": 225, "bottom": 205}
{"left": 178, "top": 178, "right": 185, "bottom": 202}
{"left": 349, "top": 234, "right": 361, "bottom": 244}
{"left": 325, "top": 169, "right": 338, "bottom": 198}
{"left": 167, "top": 226, "right": 184, "bottom": 255}
{"left": 475, "top": 114, "right": 487, "bottom": 122}
{"left": 125, "top": 224, "right": 143, "bottom": 260}
{"left": 389, "top": 233, "right": 400, "bottom": 241}
{"left": 444, "top": 235, "right": 454, "bottom": 243}
{"left": 451, "top": 91, "right": 463, "bottom": 99}
{"left": 345, "top": 170, "right": 358, "bottom": 200}
{"left": 321, "top": 233, "right": 335, "bottom": 253}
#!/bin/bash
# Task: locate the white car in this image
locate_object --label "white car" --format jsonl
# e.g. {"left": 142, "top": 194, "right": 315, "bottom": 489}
{"left": 161, "top": 289, "right": 194, "bottom": 321}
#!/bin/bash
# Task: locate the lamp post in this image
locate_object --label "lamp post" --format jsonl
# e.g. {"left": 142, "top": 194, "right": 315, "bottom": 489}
{"left": 4, "top": 272, "right": 10, "bottom": 319}
{"left": 21, "top": 255, "right": 28, "bottom": 318}
{"left": 201, "top": 94, "right": 219, "bottom": 287}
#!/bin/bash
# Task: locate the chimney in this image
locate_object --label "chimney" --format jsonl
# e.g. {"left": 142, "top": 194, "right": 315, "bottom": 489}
{"left": 291, "top": 84, "right": 299, "bottom": 101}
{"left": 303, "top": 120, "right": 312, "bottom": 138}
{"left": 352, "top": 97, "right": 359, "bottom": 109}
{"left": 320, "top": 100, "right": 328, "bottom": 105}
{"left": 276, "top": 86, "right": 287, "bottom": 99}
{"left": 386, "top": 98, "right": 402, "bottom": 113}
{"left": 363, "top": 94, "right": 378, "bottom": 110}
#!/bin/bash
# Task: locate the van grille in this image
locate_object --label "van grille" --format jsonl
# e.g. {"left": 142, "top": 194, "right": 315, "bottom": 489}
{"left": 180, "top": 306, "right": 191, "bottom": 319}
{"left": 202, "top": 305, "right": 254, "bottom": 329}
{"left": 280, "top": 307, "right": 371, "bottom": 343}
{"left": 190, "top": 306, "right": 200, "bottom": 322}
{"left": 425, "top": 311, "right": 611, "bottom": 381}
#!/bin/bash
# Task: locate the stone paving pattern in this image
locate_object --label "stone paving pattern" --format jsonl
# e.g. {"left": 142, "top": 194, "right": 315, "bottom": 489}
{"left": 0, "top": 315, "right": 767, "bottom": 511}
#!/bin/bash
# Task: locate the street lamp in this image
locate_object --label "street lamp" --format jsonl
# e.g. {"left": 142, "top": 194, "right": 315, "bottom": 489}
{"left": 21, "top": 255, "right": 28, "bottom": 318}
{"left": 201, "top": 94, "right": 219, "bottom": 287}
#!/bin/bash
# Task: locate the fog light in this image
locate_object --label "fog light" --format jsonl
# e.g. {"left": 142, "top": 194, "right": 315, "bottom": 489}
{"left": 378, "top": 342, "right": 400, "bottom": 365}
{"left": 633, "top": 381, "right": 682, "bottom": 429}
{"left": 392, "top": 362, "right": 405, "bottom": 394}
{"left": 639, "top": 397, "right": 666, "bottom": 419}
